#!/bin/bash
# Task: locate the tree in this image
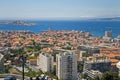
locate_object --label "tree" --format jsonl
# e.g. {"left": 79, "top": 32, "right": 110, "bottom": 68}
{"left": 5, "top": 65, "right": 11, "bottom": 73}
{"left": 36, "top": 70, "right": 43, "bottom": 76}
{"left": 45, "top": 71, "right": 51, "bottom": 76}
{"left": 101, "top": 72, "right": 119, "bottom": 80}
{"left": 52, "top": 65, "right": 56, "bottom": 75}
{"left": 31, "top": 40, "right": 36, "bottom": 45}
{"left": 0, "top": 70, "right": 4, "bottom": 74}
{"left": 81, "top": 73, "right": 88, "bottom": 79}
{"left": 52, "top": 75, "right": 58, "bottom": 79}
{"left": 77, "top": 62, "right": 84, "bottom": 72}
{"left": 82, "top": 53, "right": 90, "bottom": 57}
{"left": 93, "top": 76, "right": 100, "bottom": 80}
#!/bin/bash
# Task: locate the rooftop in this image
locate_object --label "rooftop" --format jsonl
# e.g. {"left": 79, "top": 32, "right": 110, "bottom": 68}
{"left": 85, "top": 56, "right": 111, "bottom": 63}
{"left": 58, "top": 51, "right": 76, "bottom": 56}
{"left": 41, "top": 52, "right": 51, "bottom": 57}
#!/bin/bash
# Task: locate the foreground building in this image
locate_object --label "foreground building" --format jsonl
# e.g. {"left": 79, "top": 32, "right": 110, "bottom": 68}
{"left": 83, "top": 56, "right": 111, "bottom": 79}
{"left": 116, "top": 61, "right": 120, "bottom": 77}
{"left": 83, "top": 56, "right": 111, "bottom": 73}
{"left": 0, "top": 53, "right": 4, "bottom": 72}
{"left": 85, "top": 70, "right": 102, "bottom": 79}
{"left": 56, "top": 52, "right": 77, "bottom": 80}
{"left": 37, "top": 52, "right": 53, "bottom": 72}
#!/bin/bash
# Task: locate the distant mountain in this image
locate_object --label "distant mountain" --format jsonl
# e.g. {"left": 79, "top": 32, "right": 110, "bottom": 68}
{"left": 89, "top": 17, "right": 120, "bottom": 21}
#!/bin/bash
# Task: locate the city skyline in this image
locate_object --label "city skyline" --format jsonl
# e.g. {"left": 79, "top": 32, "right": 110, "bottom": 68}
{"left": 0, "top": 0, "right": 120, "bottom": 20}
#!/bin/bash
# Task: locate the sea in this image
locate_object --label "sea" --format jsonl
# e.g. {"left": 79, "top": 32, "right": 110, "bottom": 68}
{"left": 0, "top": 20, "right": 120, "bottom": 37}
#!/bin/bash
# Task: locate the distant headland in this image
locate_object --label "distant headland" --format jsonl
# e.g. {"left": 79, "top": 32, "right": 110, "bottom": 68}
{"left": 86, "top": 17, "right": 120, "bottom": 21}
{"left": 0, "top": 20, "right": 36, "bottom": 26}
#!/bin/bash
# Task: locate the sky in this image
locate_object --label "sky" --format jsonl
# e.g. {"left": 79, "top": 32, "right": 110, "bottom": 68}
{"left": 0, "top": 0, "right": 120, "bottom": 20}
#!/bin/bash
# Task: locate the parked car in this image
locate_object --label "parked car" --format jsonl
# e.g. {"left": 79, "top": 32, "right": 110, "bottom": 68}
{"left": 4, "top": 76, "right": 16, "bottom": 80}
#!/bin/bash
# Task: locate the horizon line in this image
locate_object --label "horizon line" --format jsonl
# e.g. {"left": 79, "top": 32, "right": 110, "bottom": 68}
{"left": 0, "top": 16, "right": 120, "bottom": 21}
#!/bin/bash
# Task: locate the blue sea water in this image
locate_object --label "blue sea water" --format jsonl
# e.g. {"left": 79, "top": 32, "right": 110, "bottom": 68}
{"left": 0, "top": 20, "right": 120, "bottom": 37}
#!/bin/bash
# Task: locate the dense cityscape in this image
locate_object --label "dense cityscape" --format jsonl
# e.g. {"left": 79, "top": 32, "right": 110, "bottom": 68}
{"left": 0, "top": 28, "right": 120, "bottom": 80}
{"left": 0, "top": 0, "right": 120, "bottom": 80}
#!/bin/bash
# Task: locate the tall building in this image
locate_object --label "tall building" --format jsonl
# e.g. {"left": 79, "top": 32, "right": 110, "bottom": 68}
{"left": 105, "top": 31, "right": 112, "bottom": 37}
{"left": 37, "top": 52, "right": 53, "bottom": 72}
{"left": 116, "top": 61, "right": 120, "bottom": 77}
{"left": 0, "top": 53, "right": 4, "bottom": 72}
{"left": 56, "top": 52, "right": 77, "bottom": 80}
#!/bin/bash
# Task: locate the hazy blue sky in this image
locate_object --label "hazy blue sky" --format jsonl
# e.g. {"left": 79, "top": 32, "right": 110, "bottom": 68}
{"left": 0, "top": 0, "right": 120, "bottom": 20}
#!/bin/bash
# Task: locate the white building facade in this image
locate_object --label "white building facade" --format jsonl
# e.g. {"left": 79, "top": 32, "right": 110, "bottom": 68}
{"left": 37, "top": 52, "right": 53, "bottom": 72}
{"left": 56, "top": 52, "right": 77, "bottom": 80}
{"left": 0, "top": 53, "right": 4, "bottom": 72}
{"left": 116, "top": 61, "right": 120, "bottom": 77}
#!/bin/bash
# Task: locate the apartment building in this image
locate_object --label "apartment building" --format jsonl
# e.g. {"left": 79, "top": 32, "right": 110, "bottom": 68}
{"left": 37, "top": 52, "right": 53, "bottom": 72}
{"left": 56, "top": 52, "right": 77, "bottom": 80}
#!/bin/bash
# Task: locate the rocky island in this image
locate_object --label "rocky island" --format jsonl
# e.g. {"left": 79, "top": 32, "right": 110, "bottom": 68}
{"left": 0, "top": 20, "right": 36, "bottom": 26}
